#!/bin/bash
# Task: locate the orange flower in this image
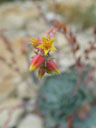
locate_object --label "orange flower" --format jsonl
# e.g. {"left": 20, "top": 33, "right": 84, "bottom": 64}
{"left": 29, "top": 54, "right": 45, "bottom": 71}
{"left": 37, "top": 37, "right": 56, "bottom": 55}
{"left": 30, "top": 38, "right": 42, "bottom": 48}
{"left": 46, "top": 60, "right": 60, "bottom": 74}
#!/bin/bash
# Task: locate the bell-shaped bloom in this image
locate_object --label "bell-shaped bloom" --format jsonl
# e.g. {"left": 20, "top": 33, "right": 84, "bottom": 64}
{"left": 46, "top": 69, "right": 54, "bottom": 74}
{"left": 29, "top": 54, "right": 45, "bottom": 71}
{"left": 37, "top": 36, "right": 56, "bottom": 55}
{"left": 46, "top": 60, "right": 60, "bottom": 74}
{"left": 38, "top": 67, "right": 46, "bottom": 79}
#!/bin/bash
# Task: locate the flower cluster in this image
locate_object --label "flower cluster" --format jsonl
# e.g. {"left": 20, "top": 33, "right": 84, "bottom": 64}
{"left": 29, "top": 36, "right": 60, "bottom": 79}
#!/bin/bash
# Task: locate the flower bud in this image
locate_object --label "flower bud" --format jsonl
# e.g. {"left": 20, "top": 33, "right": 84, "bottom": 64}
{"left": 46, "top": 69, "right": 54, "bottom": 74}
{"left": 46, "top": 60, "right": 60, "bottom": 74}
{"left": 29, "top": 54, "right": 44, "bottom": 71}
{"left": 38, "top": 67, "right": 46, "bottom": 79}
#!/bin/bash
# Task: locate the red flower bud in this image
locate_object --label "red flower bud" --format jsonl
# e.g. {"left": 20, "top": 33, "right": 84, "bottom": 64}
{"left": 46, "top": 69, "right": 54, "bottom": 74}
{"left": 46, "top": 60, "right": 60, "bottom": 74}
{"left": 29, "top": 54, "right": 44, "bottom": 71}
{"left": 38, "top": 67, "right": 46, "bottom": 79}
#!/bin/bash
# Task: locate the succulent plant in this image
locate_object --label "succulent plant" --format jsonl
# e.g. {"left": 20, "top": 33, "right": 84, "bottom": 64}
{"left": 37, "top": 66, "right": 90, "bottom": 128}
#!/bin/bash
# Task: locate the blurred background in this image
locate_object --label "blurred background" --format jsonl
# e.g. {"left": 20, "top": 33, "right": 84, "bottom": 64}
{"left": 0, "top": 0, "right": 96, "bottom": 128}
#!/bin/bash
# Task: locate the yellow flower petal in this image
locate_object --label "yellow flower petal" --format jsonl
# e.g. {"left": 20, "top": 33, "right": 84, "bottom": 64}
{"left": 42, "top": 36, "right": 47, "bottom": 44}
{"left": 36, "top": 36, "right": 56, "bottom": 55}
{"left": 48, "top": 38, "right": 55, "bottom": 45}
{"left": 44, "top": 50, "right": 49, "bottom": 55}
{"left": 29, "top": 65, "right": 36, "bottom": 71}
{"left": 37, "top": 44, "right": 44, "bottom": 49}
{"left": 50, "top": 46, "right": 56, "bottom": 51}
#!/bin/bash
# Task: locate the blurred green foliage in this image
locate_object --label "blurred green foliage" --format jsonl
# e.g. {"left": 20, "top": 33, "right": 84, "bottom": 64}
{"left": 68, "top": 5, "right": 96, "bottom": 29}
{"left": 0, "top": 0, "right": 15, "bottom": 2}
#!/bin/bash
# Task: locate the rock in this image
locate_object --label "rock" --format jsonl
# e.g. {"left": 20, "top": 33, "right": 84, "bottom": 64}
{"left": 0, "top": 37, "right": 38, "bottom": 101}
{"left": 54, "top": 33, "right": 75, "bottom": 70}
{"left": 0, "top": 1, "right": 40, "bottom": 29}
{"left": 18, "top": 114, "right": 43, "bottom": 128}
{"left": 0, "top": 98, "right": 24, "bottom": 128}
{"left": 16, "top": 79, "right": 38, "bottom": 99}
